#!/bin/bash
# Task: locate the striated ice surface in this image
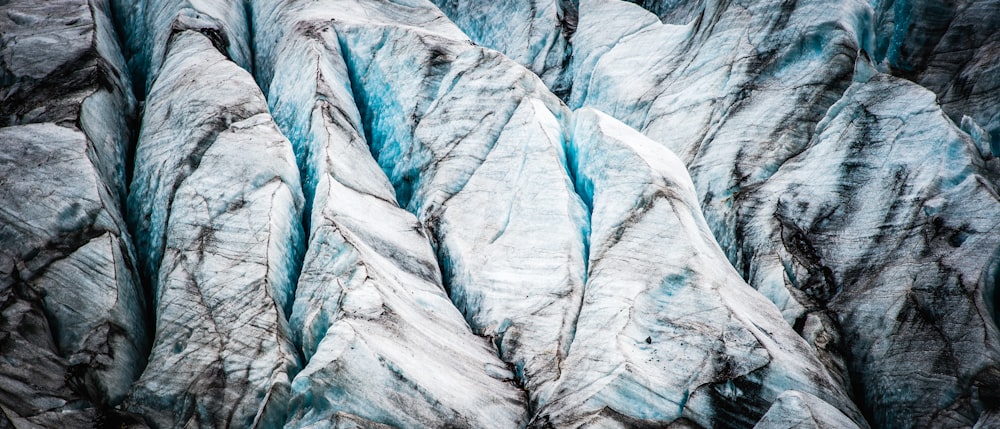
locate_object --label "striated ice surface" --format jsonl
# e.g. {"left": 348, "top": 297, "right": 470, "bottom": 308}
{"left": 429, "top": 0, "right": 575, "bottom": 97}
{"left": 872, "top": 0, "right": 1000, "bottom": 145}
{"left": 570, "top": 0, "right": 872, "bottom": 389}
{"left": 0, "top": 124, "right": 147, "bottom": 425}
{"left": 312, "top": 0, "right": 590, "bottom": 412}
{"left": 111, "top": 0, "right": 252, "bottom": 95}
{"left": 0, "top": 0, "right": 146, "bottom": 424}
{"left": 5, "top": 0, "right": 1000, "bottom": 427}
{"left": 623, "top": 0, "right": 705, "bottom": 24}
{"left": 570, "top": 0, "right": 1000, "bottom": 426}
{"left": 123, "top": 28, "right": 303, "bottom": 428}
{"left": 743, "top": 66, "right": 1000, "bottom": 428}
{"left": 251, "top": 1, "right": 528, "bottom": 426}
{"left": 753, "top": 391, "right": 861, "bottom": 429}
{"left": 530, "top": 108, "right": 864, "bottom": 428}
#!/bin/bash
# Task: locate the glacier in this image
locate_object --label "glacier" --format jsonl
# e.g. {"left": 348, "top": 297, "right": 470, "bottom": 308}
{"left": 0, "top": 0, "right": 146, "bottom": 425}
{"left": 3, "top": 0, "right": 1000, "bottom": 428}
{"left": 120, "top": 8, "right": 304, "bottom": 427}
{"left": 252, "top": 1, "right": 528, "bottom": 426}
{"left": 561, "top": 1, "right": 1000, "bottom": 426}
{"left": 532, "top": 108, "right": 865, "bottom": 428}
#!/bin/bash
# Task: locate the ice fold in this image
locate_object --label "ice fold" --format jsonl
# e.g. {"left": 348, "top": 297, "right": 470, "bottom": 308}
{"left": 429, "top": 0, "right": 575, "bottom": 97}
{"left": 570, "top": 0, "right": 873, "bottom": 390}
{"left": 0, "top": 124, "right": 147, "bottom": 426}
{"left": 753, "top": 391, "right": 861, "bottom": 429}
{"left": 0, "top": 0, "right": 147, "bottom": 423}
{"left": 250, "top": 1, "right": 529, "bottom": 426}
{"left": 111, "top": 0, "right": 253, "bottom": 95}
{"left": 319, "top": 0, "right": 590, "bottom": 412}
{"left": 530, "top": 108, "right": 865, "bottom": 428}
{"left": 570, "top": 0, "right": 1000, "bottom": 426}
{"left": 123, "top": 30, "right": 303, "bottom": 428}
{"left": 872, "top": 0, "right": 1000, "bottom": 144}
{"left": 744, "top": 71, "right": 1000, "bottom": 428}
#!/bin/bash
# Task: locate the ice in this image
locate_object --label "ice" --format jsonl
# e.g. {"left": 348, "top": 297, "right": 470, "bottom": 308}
{"left": 871, "top": 0, "right": 1000, "bottom": 142}
{"left": 568, "top": 0, "right": 1000, "bottom": 425}
{"left": 249, "top": 1, "right": 529, "bottom": 426}
{"left": 622, "top": 0, "right": 706, "bottom": 23}
{"left": 753, "top": 391, "right": 861, "bottom": 429}
{"left": 319, "top": 0, "right": 590, "bottom": 410}
{"left": 0, "top": 0, "right": 146, "bottom": 420}
{"left": 110, "top": 0, "right": 252, "bottom": 95}
{"left": 742, "top": 69, "right": 1000, "bottom": 428}
{"left": 0, "top": 124, "right": 147, "bottom": 417}
{"left": 1, "top": 0, "right": 136, "bottom": 200}
{"left": 6, "top": 0, "right": 1000, "bottom": 426}
{"left": 570, "top": 0, "right": 875, "bottom": 388}
{"left": 531, "top": 108, "right": 865, "bottom": 428}
{"left": 123, "top": 30, "right": 303, "bottom": 428}
{"left": 429, "top": 0, "right": 574, "bottom": 97}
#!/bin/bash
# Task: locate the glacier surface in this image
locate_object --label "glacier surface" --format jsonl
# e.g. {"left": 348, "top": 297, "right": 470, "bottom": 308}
{"left": 3, "top": 0, "right": 1000, "bottom": 428}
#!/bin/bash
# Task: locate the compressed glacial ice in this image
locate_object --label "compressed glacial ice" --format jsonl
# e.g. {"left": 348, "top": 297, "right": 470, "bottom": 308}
{"left": 569, "top": 0, "right": 874, "bottom": 388}
{"left": 429, "top": 0, "right": 574, "bottom": 97}
{"left": 5, "top": 0, "right": 1000, "bottom": 426}
{"left": 110, "top": 0, "right": 252, "bottom": 95}
{"left": 250, "top": 1, "right": 529, "bottom": 426}
{"left": 319, "top": 0, "right": 590, "bottom": 411}
{"left": 0, "top": 0, "right": 146, "bottom": 423}
{"left": 872, "top": 0, "right": 1000, "bottom": 144}
{"left": 753, "top": 391, "right": 862, "bottom": 429}
{"left": 742, "top": 68, "right": 1000, "bottom": 428}
{"left": 530, "top": 108, "right": 865, "bottom": 428}
{"left": 570, "top": 0, "right": 1000, "bottom": 426}
{"left": 1, "top": 0, "right": 136, "bottom": 200}
{"left": 0, "top": 124, "right": 148, "bottom": 423}
{"left": 124, "top": 30, "right": 303, "bottom": 428}
{"left": 623, "top": 0, "right": 706, "bottom": 23}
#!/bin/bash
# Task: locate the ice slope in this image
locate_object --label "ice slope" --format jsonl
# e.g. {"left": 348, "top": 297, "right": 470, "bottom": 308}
{"left": 110, "top": 0, "right": 252, "bottom": 95}
{"left": 570, "top": 0, "right": 1000, "bottom": 426}
{"left": 250, "top": 1, "right": 528, "bottom": 427}
{"left": 0, "top": 0, "right": 147, "bottom": 423}
{"left": 295, "top": 0, "right": 590, "bottom": 412}
{"left": 0, "top": 0, "right": 137, "bottom": 202}
{"left": 621, "top": 0, "right": 705, "bottom": 24}
{"left": 743, "top": 67, "right": 1000, "bottom": 428}
{"left": 753, "top": 391, "right": 862, "bottom": 429}
{"left": 0, "top": 124, "right": 148, "bottom": 427}
{"left": 123, "top": 27, "right": 303, "bottom": 428}
{"left": 429, "top": 0, "right": 575, "bottom": 97}
{"left": 569, "top": 0, "right": 871, "bottom": 388}
{"left": 872, "top": 0, "right": 1000, "bottom": 146}
{"left": 529, "top": 108, "right": 864, "bottom": 428}
{"left": 4, "top": 0, "right": 1000, "bottom": 426}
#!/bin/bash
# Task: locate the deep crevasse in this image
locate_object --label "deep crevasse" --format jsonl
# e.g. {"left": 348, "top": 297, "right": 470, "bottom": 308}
{"left": 117, "top": 2, "right": 305, "bottom": 426}
{"left": 3, "top": 0, "right": 1000, "bottom": 427}
{"left": 251, "top": 1, "right": 530, "bottom": 426}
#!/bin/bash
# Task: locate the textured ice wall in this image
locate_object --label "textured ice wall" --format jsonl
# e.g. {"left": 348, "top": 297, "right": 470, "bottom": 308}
{"left": 111, "top": 0, "right": 252, "bottom": 95}
{"left": 569, "top": 0, "right": 1000, "bottom": 426}
{"left": 306, "top": 0, "right": 590, "bottom": 413}
{"left": 744, "top": 65, "right": 1000, "bottom": 427}
{"left": 251, "top": 1, "right": 529, "bottom": 426}
{"left": 123, "top": 24, "right": 304, "bottom": 429}
{"left": 0, "top": 0, "right": 147, "bottom": 424}
{"left": 872, "top": 0, "right": 1000, "bottom": 146}
{"left": 529, "top": 108, "right": 865, "bottom": 428}
{"left": 429, "top": 0, "right": 575, "bottom": 97}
